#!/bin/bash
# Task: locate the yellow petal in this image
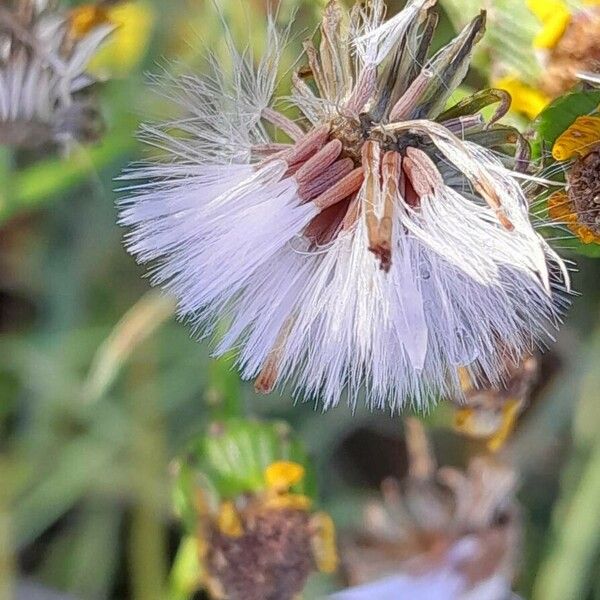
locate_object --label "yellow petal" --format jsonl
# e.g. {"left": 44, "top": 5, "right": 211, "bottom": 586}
{"left": 88, "top": 2, "right": 155, "bottom": 77}
{"left": 310, "top": 512, "right": 339, "bottom": 574}
{"left": 453, "top": 407, "right": 475, "bottom": 432}
{"left": 527, "top": 0, "right": 569, "bottom": 22}
{"left": 494, "top": 76, "right": 551, "bottom": 119}
{"left": 487, "top": 399, "right": 523, "bottom": 453}
{"left": 547, "top": 190, "right": 572, "bottom": 220}
{"left": 527, "top": 0, "right": 571, "bottom": 49}
{"left": 533, "top": 10, "right": 571, "bottom": 49}
{"left": 216, "top": 501, "right": 244, "bottom": 538}
{"left": 552, "top": 116, "right": 600, "bottom": 161}
{"left": 264, "top": 461, "right": 305, "bottom": 491}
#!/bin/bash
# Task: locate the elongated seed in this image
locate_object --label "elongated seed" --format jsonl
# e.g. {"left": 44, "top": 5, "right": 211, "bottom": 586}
{"left": 296, "top": 139, "right": 343, "bottom": 185}
{"left": 262, "top": 107, "right": 304, "bottom": 141}
{"left": 304, "top": 196, "right": 352, "bottom": 245}
{"left": 362, "top": 141, "right": 382, "bottom": 254}
{"left": 373, "top": 151, "right": 402, "bottom": 272}
{"left": 313, "top": 167, "right": 365, "bottom": 211}
{"left": 403, "top": 147, "right": 443, "bottom": 197}
{"left": 389, "top": 69, "right": 433, "bottom": 122}
{"left": 255, "top": 318, "right": 294, "bottom": 394}
{"left": 283, "top": 125, "right": 330, "bottom": 166}
{"left": 299, "top": 158, "right": 354, "bottom": 201}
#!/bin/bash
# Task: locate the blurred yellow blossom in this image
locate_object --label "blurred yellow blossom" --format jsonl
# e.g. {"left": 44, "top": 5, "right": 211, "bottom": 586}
{"left": 69, "top": 4, "right": 111, "bottom": 38}
{"left": 495, "top": 75, "right": 551, "bottom": 118}
{"left": 88, "top": 1, "right": 155, "bottom": 77}
{"left": 264, "top": 460, "right": 305, "bottom": 491}
{"left": 528, "top": 0, "right": 571, "bottom": 49}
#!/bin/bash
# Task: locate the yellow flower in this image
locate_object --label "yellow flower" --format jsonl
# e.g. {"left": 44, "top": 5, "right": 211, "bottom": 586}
{"left": 69, "top": 4, "right": 111, "bottom": 38}
{"left": 495, "top": 75, "right": 551, "bottom": 119}
{"left": 528, "top": 0, "right": 572, "bottom": 49}
{"left": 310, "top": 512, "right": 339, "bottom": 574}
{"left": 88, "top": 2, "right": 155, "bottom": 77}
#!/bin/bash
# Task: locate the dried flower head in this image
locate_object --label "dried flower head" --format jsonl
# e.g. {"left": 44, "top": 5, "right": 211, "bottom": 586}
{"left": 193, "top": 461, "right": 337, "bottom": 600}
{"left": 119, "top": 0, "right": 569, "bottom": 410}
{"left": 0, "top": 0, "right": 113, "bottom": 149}
{"left": 548, "top": 115, "right": 600, "bottom": 244}
{"left": 340, "top": 418, "right": 521, "bottom": 599}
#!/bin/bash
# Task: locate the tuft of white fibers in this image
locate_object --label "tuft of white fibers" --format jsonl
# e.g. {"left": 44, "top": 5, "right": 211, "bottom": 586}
{"left": 119, "top": 0, "right": 570, "bottom": 412}
{"left": 0, "top": 0, "right": 113, "bottom": 148}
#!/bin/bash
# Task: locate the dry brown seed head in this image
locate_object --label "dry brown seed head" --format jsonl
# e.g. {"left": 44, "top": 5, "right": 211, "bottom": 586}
{"left": 206, "top": 508, "right": 315, "bottom": 600}
{"left": 568, "top": 150, "right": 600, "bottom": 235}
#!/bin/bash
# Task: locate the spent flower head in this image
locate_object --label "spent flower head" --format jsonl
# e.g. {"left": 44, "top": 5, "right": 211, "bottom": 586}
{"left": 119, "top": 0, "right": 570, "bottom": 411}
{"left": 174, "top": 420, "right": 336, "bottom": 600}
{"left": 340, "top": 418, "right": 521, "bottom": 599}
{"left": 0, "top": 0, "right": 114, "bottom": 149}
{"left": 548, "top": 114, "right": 600, "bottom": 245}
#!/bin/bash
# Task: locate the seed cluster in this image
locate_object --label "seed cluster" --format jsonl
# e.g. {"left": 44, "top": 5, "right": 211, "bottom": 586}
{"left": 568, "top": 150, "right": 600, "bottom": 236}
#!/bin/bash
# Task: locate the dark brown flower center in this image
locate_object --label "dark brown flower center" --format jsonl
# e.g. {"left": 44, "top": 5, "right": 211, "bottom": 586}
{"left": 568, "top": 150, "right": 600, "bottom": 235}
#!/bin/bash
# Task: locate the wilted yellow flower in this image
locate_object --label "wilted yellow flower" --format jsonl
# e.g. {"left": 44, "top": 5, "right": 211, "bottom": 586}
{"left": 495, "top": 0, "right": 600, "bottom": 119}
{"left": 192, "top": 460, "right": 338, "bottom": 599}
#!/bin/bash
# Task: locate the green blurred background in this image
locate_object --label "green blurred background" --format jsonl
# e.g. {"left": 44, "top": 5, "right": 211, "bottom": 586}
{"left": 1, "top": 1, "right": 600, "bottom": 598}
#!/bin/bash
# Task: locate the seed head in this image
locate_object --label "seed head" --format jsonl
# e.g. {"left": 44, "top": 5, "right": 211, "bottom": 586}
{"left": 0, "top": 0, "right": 113, "bottom": 149}
{"left": 119, "top": 0, "right": 569, "bottom": 410}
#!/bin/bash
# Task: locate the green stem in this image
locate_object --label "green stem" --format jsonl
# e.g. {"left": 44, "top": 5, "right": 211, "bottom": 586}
{"left": 0, "top": 460, "right": 15, "bottom": 600}
{"left": 204, "top": 352, "right": 243, "bottom": 421}
{"left": 128, "top": 346, "right": 168, "bottom": 600}
{"left": 532, "top": 437, "right": 600, "bottom": 600}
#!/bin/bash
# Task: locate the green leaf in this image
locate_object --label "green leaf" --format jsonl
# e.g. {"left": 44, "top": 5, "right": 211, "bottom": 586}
{"left": 534, "top": 90, "right": 600, "bottom": 150}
